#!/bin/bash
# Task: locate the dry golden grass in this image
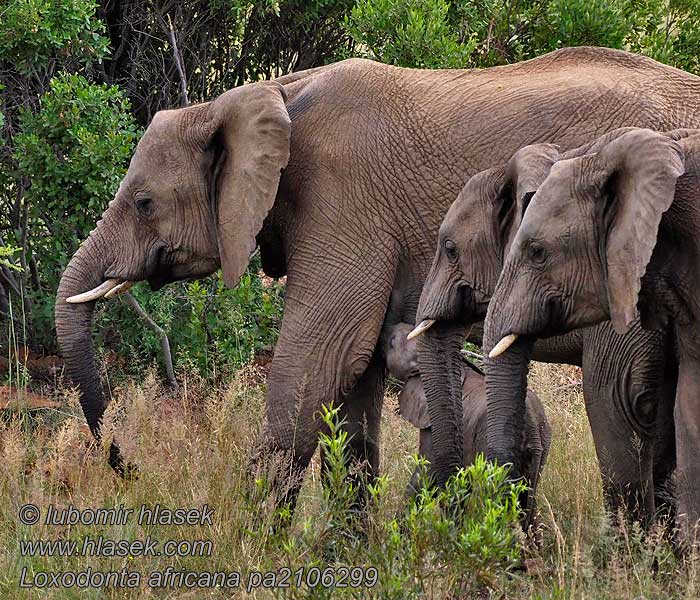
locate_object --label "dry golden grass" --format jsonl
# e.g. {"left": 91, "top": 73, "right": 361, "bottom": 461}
{"left": 0, "top": 361, "right": 698, "bottom": 598}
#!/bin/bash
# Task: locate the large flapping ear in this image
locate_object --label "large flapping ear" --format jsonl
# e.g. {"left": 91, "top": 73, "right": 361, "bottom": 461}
{"left": 587, "top": 129, "right": 685, "bottom": 333}
{"left": 207, "top": 81, "right": 291, "bottom": 287}
{"left": 484, "top": 144, "right": 559, "bottom": 254}
{"left": 464, "top": 144, "right": 559, "bottom": 257}
{"left": 664, "top": 128, "right": 700, "bottom": 142}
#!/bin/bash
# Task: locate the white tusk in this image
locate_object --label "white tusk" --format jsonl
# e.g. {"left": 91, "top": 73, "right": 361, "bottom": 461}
{"left": 407, "top": 319, "right": 436, "bottom": 340}
{"left": 488, "top": 333, "right": 519, "bottom": 358}
{"left": 104, "top": 280, "right": 136, "bottom": 300}
{"left": 66, "top": 279, "right": 122, "bottom": 303}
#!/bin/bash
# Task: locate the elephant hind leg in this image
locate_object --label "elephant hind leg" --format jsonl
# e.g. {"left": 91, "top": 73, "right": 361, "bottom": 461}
{"left": 652, "top": 353, "right": 677, "bottom": 526}
{"left": 581, "top": 324, "right": 662, "bottom": 527}
{"left": 320, "top": 350, "right": 386, "bottom": 512}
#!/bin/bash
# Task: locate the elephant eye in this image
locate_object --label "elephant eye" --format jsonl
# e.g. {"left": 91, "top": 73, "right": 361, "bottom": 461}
{"left": 527, "top": 242, "right": 547, "bottom": 264}
{"left": 444, "top": 239, "right": 459, "bottom": 264}
{"left": 135, "top": 195, "right": 153, "bottom": 217}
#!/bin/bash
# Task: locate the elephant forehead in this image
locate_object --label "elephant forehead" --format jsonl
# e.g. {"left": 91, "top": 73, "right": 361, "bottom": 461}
{"left": 133, "top": 125, "right": 184, "bottom": 166}
{"left": 132, "top": 109, "right": 207, "bottom": 170}
{"left": 442, "top": 176, "right": 492, "bottom": 237}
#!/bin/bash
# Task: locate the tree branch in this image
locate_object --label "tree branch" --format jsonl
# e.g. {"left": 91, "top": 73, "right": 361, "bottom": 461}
{"left": 121, "top": 292, "right": 178, "bottom": 391}
{"left": 164, "top": 14, "right": 189, "bottom": 107}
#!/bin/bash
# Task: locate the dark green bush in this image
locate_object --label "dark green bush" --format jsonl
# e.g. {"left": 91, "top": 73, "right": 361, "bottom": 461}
{"left": 95, "top": 258, "right": 285, "bottom": 381}
{"left": 0, "top": 0, "right": 109, "bottom": 74}
{"left": 12, "top": 73, "right": 139, "bottom": 349}
{"left": 345, "top": 0, "right": 700, "bottom": 71}
{"left": 346, "top": 0, "right": 476, "bottom": 67}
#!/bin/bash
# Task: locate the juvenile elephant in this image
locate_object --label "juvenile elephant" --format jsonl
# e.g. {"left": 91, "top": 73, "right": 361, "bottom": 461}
{"left": 484, "top": 128, "right": 700, "bottom": 541}
{"left": 410, "top": 134, "right": 676, "bottom": 522}
{"left": 382, "top": 323, "right": 550, "bottom": 519}
{"left": 55, "top": 48, "right": 700, "bottom": 508}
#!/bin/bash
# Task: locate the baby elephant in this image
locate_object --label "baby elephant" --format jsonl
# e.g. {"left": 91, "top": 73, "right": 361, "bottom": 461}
{"left": 382, "top": 323, "right": 551, "bottom": 514}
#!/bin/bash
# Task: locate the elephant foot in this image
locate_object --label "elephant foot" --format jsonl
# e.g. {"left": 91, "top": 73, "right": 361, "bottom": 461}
{"left": 109, "top": 442, "right": 138, "bottom": 479}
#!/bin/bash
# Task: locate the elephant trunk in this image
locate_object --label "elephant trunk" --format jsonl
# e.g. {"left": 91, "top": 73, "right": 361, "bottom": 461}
{"left": 55, "top": 226, "right": 128, "bottom": 473}
{"left": 483, "top": 317, "right": 533, "bottom": 480}
{"left": 416, "top": 321, "right": 467, "bottom": 485}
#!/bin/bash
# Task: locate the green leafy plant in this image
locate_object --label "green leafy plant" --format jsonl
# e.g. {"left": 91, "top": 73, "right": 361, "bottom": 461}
{"left": 11, "top": 73, "right": 139, "bottom": 348}
{"left": 95, "top": 258, "right": 285, "bottom": 382}
{"left": 288, "top": 402, "right": 527, "bottom": 598}
{"left": 346, "top": 0, "right": 477, "bottom": 67}
{"left": 0, "top": 0, "right": 109, "bottom": 74}
{"left": 0, "top": 245, "right": 20, "bottom": 271}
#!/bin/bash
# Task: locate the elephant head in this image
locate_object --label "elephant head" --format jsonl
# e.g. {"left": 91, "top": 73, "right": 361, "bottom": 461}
{"left": 55, "top": 81, "right": 291, "bottom": 472}
{"left": 410, "top": 143, "right": 559, "bottom": 484}
{"left": 485, "top": 128, "right": 686, "bottom": 358}
{"left": 381, "top": 323, "right": 431, "bottom": 429}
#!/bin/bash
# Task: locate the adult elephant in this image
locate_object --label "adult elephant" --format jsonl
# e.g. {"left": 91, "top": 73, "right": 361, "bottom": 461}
{"left": 56, "top": 48, "right": 700, "bottom": 502}
{"left": 411, "top": 136, "right": 676, "bottom": 522}
{"left": 483, "top": 128, "right": 700, "bottom": 540}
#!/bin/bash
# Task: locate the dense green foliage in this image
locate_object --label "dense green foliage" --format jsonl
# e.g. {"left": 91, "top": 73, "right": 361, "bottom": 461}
{"left": 0, "top": 0, "right": 109, "bottom": 74}
{"left": 2, "top": 0, "right": 700, "bottom": 380}
{"left": 261, "top": 404, "right": 527, "bottom": 597}
{"left": 13, "top": 74, "right": 138, "bottom": 347}
{"left": 346, "top": 0, "right": 476, "bottom": 67}
{"left": 347, "top": 0, "right": 700, "bottom": 69}
{"left": 96, "top": 261, "right": 284, "bottom": 379}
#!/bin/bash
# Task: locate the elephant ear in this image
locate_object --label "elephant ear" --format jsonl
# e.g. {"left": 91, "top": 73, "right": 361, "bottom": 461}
{"left": 207, "top": 81, "right": 291, "bottom": 288}
{"left": 588, "top": 129, "right": 685, "bottom": 333}
{"left": 397, "top": 377, "right": 431, "bottom": 429}
{"left": 560, "top": 127, "right": 639, "bottom": 161}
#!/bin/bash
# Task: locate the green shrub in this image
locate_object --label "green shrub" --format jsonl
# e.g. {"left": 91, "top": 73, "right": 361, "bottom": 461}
{"left": 345, "top": 0, "right": 700, "bottom": 73}
{"left": 528, "top": 0, "right": 635, "bottom": 52}
{"left": 0, "top": 245, "right": 20, "bottom": 271}
{"left": 11, "top": 73, "right": 139, "bottom": 349}
{"left": 346, "top": 0, "right": 477, "bottom": 67}
{"left": 0, "top": 0, "right": 109, "bottom": 74}
{"left": 278, "top": 403, "right": 527, "bottom": 598}
{"left": 95, "top": 258, "right": 285, "bottom": 382}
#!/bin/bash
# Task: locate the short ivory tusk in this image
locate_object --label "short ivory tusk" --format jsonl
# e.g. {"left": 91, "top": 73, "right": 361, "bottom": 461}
{"left": 407, "top": 319, "right": 436, "bottom": 341}
{"left": 488, "top": 333, "right": 519, "bottom": 358}
{"left": 104, "top": 280, "right": 136, "bottom": 300}
{"left": 66, "top": 279, "right": 122, "bottom": 303}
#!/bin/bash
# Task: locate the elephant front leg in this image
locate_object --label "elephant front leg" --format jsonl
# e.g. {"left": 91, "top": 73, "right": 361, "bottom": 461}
{"left": 251, "top": 247, "right": 396, "bottom": 520}
{"left": 673, "top": 348, "right": 700, "bottom": 547}
{"left": 583, "top": 377, "right": 656, "bottom": 526}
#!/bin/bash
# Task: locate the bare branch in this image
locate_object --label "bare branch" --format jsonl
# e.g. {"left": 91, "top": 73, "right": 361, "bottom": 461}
{"left": 121, "top": 292, "right": 178, "bottom": 391}
{"left": 164, "top": 14, "right": 189, "bottom": 107}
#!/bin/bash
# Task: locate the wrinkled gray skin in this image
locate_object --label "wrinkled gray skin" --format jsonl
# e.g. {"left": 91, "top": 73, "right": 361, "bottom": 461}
{"left": 485, "top": 128, "right": 700, "bottom": 542}
{"left": 382, "top": 323, "right": 550, "bottom": 522}
{"left": 416, "top": 133, "right": 678, "bottom": 523}
{"left": 56, "top": 48, "right": 700, "bottom": 506}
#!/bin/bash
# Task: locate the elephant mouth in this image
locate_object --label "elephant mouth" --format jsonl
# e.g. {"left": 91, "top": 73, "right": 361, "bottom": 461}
{"left": 411, "top": 285, "right": 485, "bottom": 340}
{"left": 67, "top": 242, "right": 220, "bottom": 302}
{"left": 147, "top": 273, "right": 173, "bottom": 291}
{"left": 148, "top": 257, "right": 220, "bottom": 290}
